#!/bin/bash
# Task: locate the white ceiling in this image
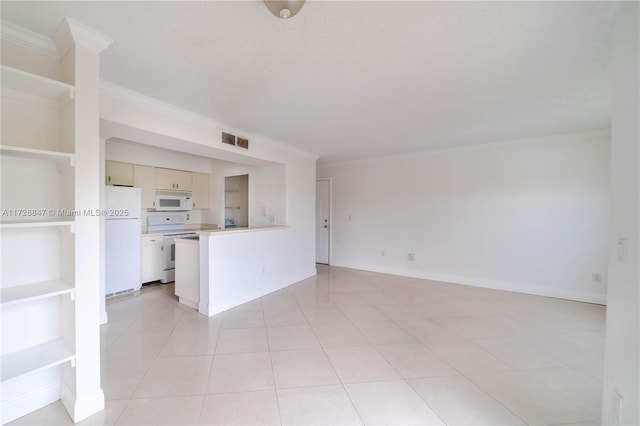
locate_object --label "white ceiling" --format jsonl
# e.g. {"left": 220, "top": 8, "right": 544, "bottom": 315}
{"left": 1, "top": 1, "right": 620, "bottom": 163}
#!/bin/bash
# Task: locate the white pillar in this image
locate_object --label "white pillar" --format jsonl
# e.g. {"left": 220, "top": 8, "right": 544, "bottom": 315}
{"left": 54, "top": 18, "right": 113, "bottom": 423}
{"left": 602, "top": 2, "right": 640, "bottom": 425}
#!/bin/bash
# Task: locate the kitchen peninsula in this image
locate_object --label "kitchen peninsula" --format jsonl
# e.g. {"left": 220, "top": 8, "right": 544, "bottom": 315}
{"left": 175, "top": 225, "right": 289, "bottom": 316}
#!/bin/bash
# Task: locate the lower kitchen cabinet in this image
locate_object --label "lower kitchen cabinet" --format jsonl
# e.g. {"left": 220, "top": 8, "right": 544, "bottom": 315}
{"left": 141, "top": 234, "right": 163, "bottom": 283}
{"left": 175, "top": 237, "right": 199, "bottom": 309}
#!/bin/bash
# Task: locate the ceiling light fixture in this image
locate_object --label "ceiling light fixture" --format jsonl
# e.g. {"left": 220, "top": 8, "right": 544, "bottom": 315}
{"left": 264, "top": 0, "right": 306, "bottom": 20}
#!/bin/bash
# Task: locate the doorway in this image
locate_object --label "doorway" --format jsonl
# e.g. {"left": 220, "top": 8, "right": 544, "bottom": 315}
{"left": 224, "top": 174, "right": 248, "bottom": 228}
{"left": 316, "top": 178, "right": 331, "bottom": 264}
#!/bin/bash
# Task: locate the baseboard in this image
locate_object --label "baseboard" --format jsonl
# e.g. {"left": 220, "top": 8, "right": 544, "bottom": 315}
{"left": 330, "top": 261, "right": 607, "bottom": 305}
{"left": 61, "top": 382, "right": 105, "bottom": 423}
{"left": 204, "top": 269, "right": 317, "bottom": 316}
{"left": 1, "top": 381, "right": 61, "bottom": 425}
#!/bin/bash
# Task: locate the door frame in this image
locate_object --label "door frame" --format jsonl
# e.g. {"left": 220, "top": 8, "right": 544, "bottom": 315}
{"left": 316, "top": 177, "right": 332, "bottom": 265}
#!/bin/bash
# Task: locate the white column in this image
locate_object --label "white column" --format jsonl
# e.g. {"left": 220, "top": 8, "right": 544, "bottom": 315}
{"left": 602, "top": 2, "right": 640, "bottom": 425}
{"left": 54, "top": 18, "right": 113, "bottom": 423}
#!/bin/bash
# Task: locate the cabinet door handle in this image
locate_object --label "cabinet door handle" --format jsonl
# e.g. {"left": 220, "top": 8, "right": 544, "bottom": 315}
{"left": 153, "top": 201, "right": 155, "bottom": 207}
{"left": 176, "top": 183, "right": 179, "bottom": 189}
{"left": 150, "top": 239, "right": 156, "bottom": 242}
{"left": 108, "top": 176, "right": 111, "bottom": 183}
{"left": 161, "top": 246, "right": 163, "bottom": 251}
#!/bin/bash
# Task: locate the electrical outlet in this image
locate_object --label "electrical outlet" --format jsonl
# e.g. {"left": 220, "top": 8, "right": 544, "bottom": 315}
{"left": 408, "top": 253, "right": 415, "bottom": 261}
{"left": 592, "top": 273, "right": 602, "bottom": 283}
{"left": 381, "top": 251, "right": 385, "bottom": 257}
{"left": 269, "top": 215, "right": 275, "bottom": 224}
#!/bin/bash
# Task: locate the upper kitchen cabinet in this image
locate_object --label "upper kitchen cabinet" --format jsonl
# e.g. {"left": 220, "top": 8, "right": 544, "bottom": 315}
{"left": 134, "top": 164, "right": 156, "bottom": 208}
{"left": 105, "top": 160, "right": 133, "bottom": 186}
{"left": 156, "top": 167, "right": 192, "bottom": 191}
{"left": 192, "top": 172, "right": 211, "bottom": 209}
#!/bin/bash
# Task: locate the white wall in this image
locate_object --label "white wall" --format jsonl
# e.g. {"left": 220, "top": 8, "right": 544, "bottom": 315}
{"left": 100, "top": 82, "right": 317, "bottom": 302}
{"left": 602, "top": 2, "right": 639, "bottom": 424}
{"left": 209, "top": 160, "right": 286, "bottom": 228}
{"left": 318, "top": 130, "right": 610, "bottom": 303}
{"left": 200, "top": 228, "right": 299, "bottom": 315}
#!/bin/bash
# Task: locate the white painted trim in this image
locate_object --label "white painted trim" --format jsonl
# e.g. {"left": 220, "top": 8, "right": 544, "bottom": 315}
{"left": 100, "top": 80, "right": 319, "bottom": 161}
{"left": 0, "top": 20, "right": 59, "bottom": 58}
{"left": 319, "top": 128, "right": 612, "bottom": 167}
{"left": 331, "top": 261, "right": 607, "bottom": 305}
{"left": 202, "top": 269, "right": 317, "bottom": 317}
{"left": 100, "top": 80, "right": 221, "bottom": 128}
{"left": 316, "top": 177, "right": 332, "bottom": 265}
{"left": 0, "top": 381, "right": 61, "bottom": 424}
{"left": 60, "top": 382, "right": 105, "bottom": 423}
{"left": 53, "top": 18, "right": 112, "bottom": 57}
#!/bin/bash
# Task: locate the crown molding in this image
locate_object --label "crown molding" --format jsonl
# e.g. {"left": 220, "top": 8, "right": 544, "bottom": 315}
{"left": 54, "top": 17, "right": 112, "bottom": 57}
{"left": 100, "top": 80, "right": 221, "bottom": 128}
{"left": 100, "top": 80, "right": 319, "bottom": 161}
{"left": 318, "top": 128, "right": 611, "bottom": 167}
{"left": 1, "top": 20, "right": 59, "bottom": 58}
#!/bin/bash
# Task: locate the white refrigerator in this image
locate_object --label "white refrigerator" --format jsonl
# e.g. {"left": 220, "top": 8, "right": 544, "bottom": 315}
{"left": 105, "top": 186, "right": 142, "bottom": 295}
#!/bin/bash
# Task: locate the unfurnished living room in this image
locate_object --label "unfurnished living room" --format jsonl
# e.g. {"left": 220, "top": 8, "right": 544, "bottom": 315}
{"left": 0, "top": 1, "right": 638, "bottom": 426}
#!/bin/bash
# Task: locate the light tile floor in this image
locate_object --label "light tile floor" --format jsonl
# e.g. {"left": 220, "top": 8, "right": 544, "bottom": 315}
{"left": 10, "top": 265, "right": 606, "bottom": 425}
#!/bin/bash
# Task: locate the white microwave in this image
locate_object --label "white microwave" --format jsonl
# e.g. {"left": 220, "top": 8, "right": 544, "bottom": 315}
{"left": 155, "top": 191, "right": 193, "bottom": 211}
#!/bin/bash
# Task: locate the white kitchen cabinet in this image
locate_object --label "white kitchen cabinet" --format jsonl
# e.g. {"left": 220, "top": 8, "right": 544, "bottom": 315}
{"left": 106, "top": 160, "right": 133, "bottom": 186}
{"left": 175, "top": 237, "right": 199, "bottom": 309}
{"left": 1, "top": 21, "right": 109, "bottom": 423}
{"left": 134, "top": 164, "right": 156, "bottom": 209}
{"left": 156, "top": 167, "right": 192, "bottom": 191}
{"left": 192, "top": 172, "right": 210, "bottom": 209}
{"left": 141, "top": 234, "right": 163, "bottom": 283}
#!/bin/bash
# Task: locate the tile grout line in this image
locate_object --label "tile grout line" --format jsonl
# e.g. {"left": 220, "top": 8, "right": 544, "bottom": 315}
{"left": 293, "top": 272, "right": 367, "bottom": 426}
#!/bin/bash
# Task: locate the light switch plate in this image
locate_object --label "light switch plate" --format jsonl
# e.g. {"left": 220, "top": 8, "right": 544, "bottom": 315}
{"left": 617, "top": 238, "right": 627, "bottom": 263}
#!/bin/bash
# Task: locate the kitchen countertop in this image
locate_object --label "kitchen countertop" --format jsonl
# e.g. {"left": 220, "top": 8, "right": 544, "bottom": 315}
{"left": 142, "top": 223, "right": 219, "bottom": 235}
{"left": 175, "top": 235, "right": 199, "bottom": 243}
{"left": 197, "top": 225, "right": 288, "bottom": 236}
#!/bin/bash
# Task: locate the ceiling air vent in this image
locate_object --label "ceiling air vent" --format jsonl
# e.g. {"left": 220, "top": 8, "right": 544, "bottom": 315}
{"left": 221, "top": 132, "right": 249, "bottom": 150}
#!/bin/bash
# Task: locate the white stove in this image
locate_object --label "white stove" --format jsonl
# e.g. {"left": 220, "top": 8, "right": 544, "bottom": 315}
{"left": 147, "top": 215, "right": 196, "bottom": 283}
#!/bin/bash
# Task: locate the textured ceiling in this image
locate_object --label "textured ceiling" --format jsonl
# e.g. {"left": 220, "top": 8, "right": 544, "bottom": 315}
{"left": 1, "top": 1, "right": 620, "bottom": 163}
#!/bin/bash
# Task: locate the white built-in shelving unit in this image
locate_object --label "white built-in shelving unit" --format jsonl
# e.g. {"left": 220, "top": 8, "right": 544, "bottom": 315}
{"left": 0, "top": 60, "right": 78, "bottom": 424}
{"left": 1, "top": 19, "right": 112, "bottom": 425}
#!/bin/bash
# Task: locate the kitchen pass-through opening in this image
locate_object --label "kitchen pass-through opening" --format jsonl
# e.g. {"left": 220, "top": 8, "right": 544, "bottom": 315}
{"left": 225, "top": 174, "right": 248, "bottom": 228}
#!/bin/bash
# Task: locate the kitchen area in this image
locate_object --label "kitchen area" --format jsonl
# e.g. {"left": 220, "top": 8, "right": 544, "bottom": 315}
{"left": 103, "top": 137, "right": 288, "bottom": 317}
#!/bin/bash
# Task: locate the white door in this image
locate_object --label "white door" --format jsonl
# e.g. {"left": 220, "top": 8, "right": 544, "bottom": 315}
{"left": 316, "top": 179, "right": 330, "bottom": 264}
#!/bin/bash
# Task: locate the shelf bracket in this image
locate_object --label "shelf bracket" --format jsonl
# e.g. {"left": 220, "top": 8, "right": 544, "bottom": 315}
{"left": 70, "top": 289, "right": 76, "bottom": 302}
{"left": 70, "top": 356, "right": 76, "bottom": 368}
{"left": 57, "top": 88, "right": 75, "bottom": 107}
